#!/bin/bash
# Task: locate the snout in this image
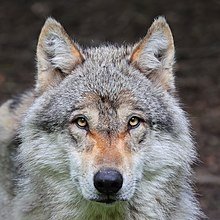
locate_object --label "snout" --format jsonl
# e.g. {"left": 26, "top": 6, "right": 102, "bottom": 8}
{"left": 94, "top": 168, "right": 123, "bottom": 196}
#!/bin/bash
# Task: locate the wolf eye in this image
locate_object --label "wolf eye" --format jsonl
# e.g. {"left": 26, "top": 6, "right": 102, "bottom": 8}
{"left": 75, "top": 117, "right": 88, "bottom": 129}
{"left": 128, "top": 116, "right": 141, "bottom": 129}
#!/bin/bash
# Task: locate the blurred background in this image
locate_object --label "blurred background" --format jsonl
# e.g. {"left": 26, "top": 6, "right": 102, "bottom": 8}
{"left": 0, "top": 0, "right": 219, "bottom": 218}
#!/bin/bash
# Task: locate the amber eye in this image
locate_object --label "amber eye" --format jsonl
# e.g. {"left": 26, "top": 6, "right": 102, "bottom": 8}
{"left": 75, "top": 117, "right": 88, "bottom": 129}
{"left": 128, "top": 116, "right": 141, "bottom": 129}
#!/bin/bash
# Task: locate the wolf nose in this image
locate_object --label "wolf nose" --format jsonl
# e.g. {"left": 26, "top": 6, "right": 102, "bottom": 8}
{"left": 94, "top": 169, "right": 123, "bottom": 195}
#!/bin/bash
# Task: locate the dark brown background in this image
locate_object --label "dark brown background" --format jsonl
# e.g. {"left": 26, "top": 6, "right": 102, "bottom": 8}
{"left": 0, "top": 0, "right": 219, "bottom": 219}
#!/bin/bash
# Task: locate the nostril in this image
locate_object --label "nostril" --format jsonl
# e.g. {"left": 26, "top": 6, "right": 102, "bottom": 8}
{"left": 94, "top": 168, "right": 123, "bottom": 195}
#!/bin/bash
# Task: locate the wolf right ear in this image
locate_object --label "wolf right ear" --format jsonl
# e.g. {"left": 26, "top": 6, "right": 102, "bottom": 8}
{"left": 130, "top": 17, "right": 175, "bottom": 92}
{"left": 36, "top": 18, "right": 84, "bottom": 94}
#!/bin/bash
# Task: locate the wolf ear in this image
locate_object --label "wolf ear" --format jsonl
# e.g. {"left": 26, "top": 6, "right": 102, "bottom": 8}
{"left": 130, "top": 17, "right": 175, "bottom": 92}
{"left": 36, "top": 17, "right": 84, "bottom": 93}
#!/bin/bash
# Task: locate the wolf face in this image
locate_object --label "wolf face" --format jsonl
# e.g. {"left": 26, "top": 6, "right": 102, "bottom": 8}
{"left": 14, "top": 17, "right": 201, "bottom": 219}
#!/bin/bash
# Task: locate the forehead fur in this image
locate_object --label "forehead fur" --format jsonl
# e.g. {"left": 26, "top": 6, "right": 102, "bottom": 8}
{"left": 84, "top": 44, "right": 132, "bottom": 63}
{"left": 60, "top": 45, "right": 138, "bottom": 101}
{"left": 26, "top": 44, "right": 180, "bottom": 134}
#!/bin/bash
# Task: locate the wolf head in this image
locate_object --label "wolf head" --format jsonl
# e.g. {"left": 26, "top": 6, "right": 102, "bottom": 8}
{"left": 18, "top": 17, "right": 197, "bottom": 218}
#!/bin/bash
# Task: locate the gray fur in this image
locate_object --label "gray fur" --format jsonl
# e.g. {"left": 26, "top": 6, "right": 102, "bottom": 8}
{"left": 0, "top": 17, "right": 203, "bottom": 219}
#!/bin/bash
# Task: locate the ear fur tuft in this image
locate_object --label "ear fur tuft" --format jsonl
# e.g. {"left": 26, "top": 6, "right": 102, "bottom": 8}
{"left": 36, "top": 17, "right": 84, "bottom": 94}
{"left": 130, "top": 16, "right": 175, "bottom": 92}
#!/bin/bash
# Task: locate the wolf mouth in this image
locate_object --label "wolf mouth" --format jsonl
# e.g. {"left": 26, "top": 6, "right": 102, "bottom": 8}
{"left": 95, "top": 198, "right": 116, "bottom": 204}
{"left": 91, "top": 195, "right": 126, "bottom": 205}
{"left": 91, "top": 195, "right": 117, "bottom": 204}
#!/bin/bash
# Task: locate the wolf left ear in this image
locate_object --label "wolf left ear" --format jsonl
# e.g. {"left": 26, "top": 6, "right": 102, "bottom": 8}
{"left": 36, "top": 18, "right": 84, "bottom": 93}
{"left": 130, "top": 17, "right": 175, "bottom": 92}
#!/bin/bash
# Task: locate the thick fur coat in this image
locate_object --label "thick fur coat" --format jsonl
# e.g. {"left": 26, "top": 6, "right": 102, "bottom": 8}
{"left": 0, "top": 17, "right": 202, "bottom": 219}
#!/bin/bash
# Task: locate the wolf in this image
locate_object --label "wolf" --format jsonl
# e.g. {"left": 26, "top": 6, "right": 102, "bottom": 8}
{"left": 0, "top": 17, "right": 202, "bottom": 219}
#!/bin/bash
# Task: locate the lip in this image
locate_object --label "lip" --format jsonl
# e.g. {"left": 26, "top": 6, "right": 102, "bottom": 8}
{"left": 95, "top": 198, "right": 116, "bottom": 204}
{"left": 90, "top": 195, "right": 118, "bottom": 205}
{"left": 91, "top": 196, "right": 127, "bottom": 205}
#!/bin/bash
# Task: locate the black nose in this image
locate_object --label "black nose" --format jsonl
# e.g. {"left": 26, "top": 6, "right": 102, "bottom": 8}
{"left": 94, "top": 169, "right": 123, "bottom": 195}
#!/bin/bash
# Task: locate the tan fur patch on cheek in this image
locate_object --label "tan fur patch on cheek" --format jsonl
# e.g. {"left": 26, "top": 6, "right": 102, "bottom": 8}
{"left": 80, "top": 134, "right": 97, "bottom": 168}
{"left": 116, "top": 133, "right": 133, "bottom": 169}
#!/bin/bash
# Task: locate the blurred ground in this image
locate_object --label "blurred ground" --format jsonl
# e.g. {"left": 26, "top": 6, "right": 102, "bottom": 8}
{"left": 0, "top": 0, "right": 219, "bottom": 219}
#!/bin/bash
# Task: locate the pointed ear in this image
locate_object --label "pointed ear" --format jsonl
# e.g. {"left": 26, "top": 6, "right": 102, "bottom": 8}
{"left": 130, "top": 17, "right": 175, "bottom": 92}
{"left": 36, "top": 17, "right": 84, "bottom": 93}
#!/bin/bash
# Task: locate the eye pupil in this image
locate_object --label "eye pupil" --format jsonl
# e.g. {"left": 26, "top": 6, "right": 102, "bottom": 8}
{"left": 76, "top": 117, "right": 88, "bottom": 128}
{"left": 129, "top": 116, "right": 140, "bottom": 128}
